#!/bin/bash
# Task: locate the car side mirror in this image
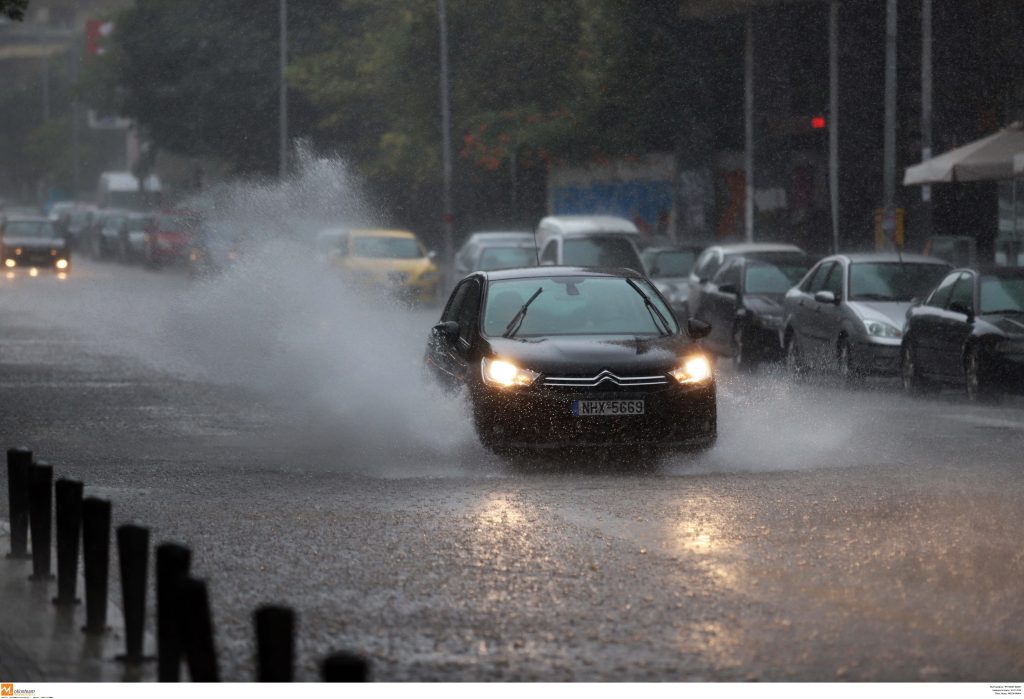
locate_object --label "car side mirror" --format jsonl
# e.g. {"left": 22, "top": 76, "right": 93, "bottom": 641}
{"left": 432, "top": 320, "right": 459, "bottom": 339}
{"left": 949, "top": 301, "right": 974, "bottom": 320}
{"left": 687, "top": 318, "right": 712, "bottom": 340}
{"left": 814, "top": 290, "right": 838, "bottom": 305}
{"left": 718, "top": 282, "right": 739, "bottom": 296}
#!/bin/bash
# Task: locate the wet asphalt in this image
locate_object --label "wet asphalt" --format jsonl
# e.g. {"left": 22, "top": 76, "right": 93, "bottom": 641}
{"left": 0, "top": 257, "right": 1022, "bottom": 681}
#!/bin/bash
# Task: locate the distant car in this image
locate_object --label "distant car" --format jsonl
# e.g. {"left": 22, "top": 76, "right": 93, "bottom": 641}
{"left": 188, "top": 219, "right": 245, "bottom": 277}
{"left": 118, "top": 213, "right": 155, "bottom": 263}
{"left": 687, "top": 243, "right": 805, "bottom": 319}
{"left": 144, "top": 211, "right": 200, "bottom": 267}
{"left": 1, "top": 215, "right": 71, "bottom": 273}
{"left": 783, "top": 253, "right": 951, "bottom": 380}
{"left": 424, "top": 266, "right": 716, "bottom": 457}
{"left": 48, "top": 201, "right": 97, "bottom": 249}
{"left": 901, "top": 266, "right": 1024, "bottom": 401}
{"left": 454, "top": 231, "right": 534, "bottom": 277}
{"left": 83, "top": 208, "right": 132, "bottom": 260}
{"left": 328, "top": 228, "right": 440, "bottom": 304}
{"left": 695, "top": 253, "right": 811, "bottom": 368}
{"left": 536, "top": 215, "right": 645, "bottom": 273}
{"left": 641, "top": 245, "right": 703, "bottom": 316}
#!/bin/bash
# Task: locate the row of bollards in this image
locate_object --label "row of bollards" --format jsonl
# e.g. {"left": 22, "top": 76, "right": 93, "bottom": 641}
{"left": 5, "top": 446, "right": 371, "bottom": 681}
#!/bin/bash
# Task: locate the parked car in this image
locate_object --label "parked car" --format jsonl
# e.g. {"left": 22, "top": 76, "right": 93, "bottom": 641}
{"left": 455, "top": 231, "right": 534, "bottom": 278}
{"left": 901, "top": 266, "right": 1024, "bottom": 400}
{"left": 118, "top": 212, "right": 156, "bottom": 263}
{"left": 1, "top": 215, "right": 71, "bottom": 274}
{"left": 535, "top": 215, "right": 645, "bottom": 273}
{"left": 687, "top": 243, "right": 805, "bottom": 319}
{"left": 328, "top": 228, "right": 440, "bottom": 304}
{"left": 48, "top": 201, "right": 97, "bottom": 250}
{"left": 783, "top": 253, "right": 951, "bottom": 380}
{"left": 424, "top": 266, "right": 716, "bottom": 457}
{"left": 83, "top": 208, "right": 132, "bottom": 260}
{"left": 641, "top": 244, "right": 703, "bottom": 317}
{"left": 144, "top": 210, "right": 200, "bottom": 267}
{"left": 695, "top": 253, "right": 811, "bottom": 368}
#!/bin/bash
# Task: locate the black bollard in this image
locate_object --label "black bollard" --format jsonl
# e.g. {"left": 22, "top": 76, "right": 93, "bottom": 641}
{"left": 179, "top": 578, "right": 219, "bottom": 682}
{"left": 156, "top": 543, "right": 191, "bottom": 682}
{"left": 6, "top": 447, "right": 32, "bottom": 560}
{"left": 28, "top": 462, "right": 55, "bottom": 581}
{"left": 53, "top": 479, "right": 84, "bottom": 606}
{"left": 321, "top": 651, "right": 370, "bottom": 682}
{"left": 81, "top": 497, "right": 112, "bottom": 635}
{"left": 116, "top": 524, "right": 151, "bottom": 663}
{"left": 254, "top": 605, "right": 295, "bottom": 682}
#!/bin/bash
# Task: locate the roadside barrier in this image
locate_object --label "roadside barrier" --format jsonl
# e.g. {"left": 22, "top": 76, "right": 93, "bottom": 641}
{"left": 255, "top": 605, "right": 295, "bottom": 682}
{"left": 81, "top": 497, "right": 112, "bottom": 635}
{"left": 5, "top": 447, "right": 32, "bottom": 559}
{"left": 53, "top": 478, "right": 84, "bottom": 606}
{"left": 116, "top": 524, "right": 151, "bottom": 664}
{"left": 28, "top": 462, "right": 55, "bottom": 581}
{"left": 4, "top": 447, "right": 373, "bottom": 681}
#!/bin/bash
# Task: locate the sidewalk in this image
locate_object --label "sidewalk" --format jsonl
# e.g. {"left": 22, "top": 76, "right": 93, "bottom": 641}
{"left": 0, "top": 521, "right": 153, "bottom": 682}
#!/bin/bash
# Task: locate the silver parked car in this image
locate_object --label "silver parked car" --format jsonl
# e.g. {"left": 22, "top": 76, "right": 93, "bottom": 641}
{"left": 783, "top": 252, "right": 951, "bottom": 379}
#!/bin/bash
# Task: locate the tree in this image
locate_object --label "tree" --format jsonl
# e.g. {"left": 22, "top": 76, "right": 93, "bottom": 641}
{"left": 1, "top": 0, "right": 28, "bottom": 21}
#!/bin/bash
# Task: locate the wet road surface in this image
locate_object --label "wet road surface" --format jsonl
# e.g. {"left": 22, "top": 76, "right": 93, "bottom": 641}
{"left": 1, "top": 257, "right": 1022, "bottom": 680}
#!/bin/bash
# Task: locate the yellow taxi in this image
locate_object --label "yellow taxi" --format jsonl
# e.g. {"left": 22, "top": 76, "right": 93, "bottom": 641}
{"left": 327, "top": 228, "right": 440, "bottom": 303}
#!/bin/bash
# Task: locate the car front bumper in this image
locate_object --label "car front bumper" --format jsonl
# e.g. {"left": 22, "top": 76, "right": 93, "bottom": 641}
{"left": 851, "top": 337, "right": 901, "bottom": 375}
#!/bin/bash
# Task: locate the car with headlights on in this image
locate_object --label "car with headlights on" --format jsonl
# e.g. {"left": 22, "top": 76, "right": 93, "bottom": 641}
{"left": 695, "top": 253, "right": 810, "bottom": 368}
{"left": 783, "top": 253, "right": 951, "bottom": 380}
{"left": 1, "top": 215, "right": 71, "bottom": 274}
{"left": 424, "top": 266, "right": 716, "bottom": 457}
{"left": 900, "top": 266, "right": 1024, "bottom": 400}
{"left": 641, "top": 244, "right": 702, "bottom": 317}
{"left": 328, "top": 228, "right": 440, "bottom": 304}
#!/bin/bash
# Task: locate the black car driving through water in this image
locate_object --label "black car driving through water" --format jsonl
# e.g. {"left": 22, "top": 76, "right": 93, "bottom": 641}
{"left": 901, "top": 266, "right": 1024, "bottom": 400}
{"left": 1, "top": 215, "right": 72, "bottom": 273}
{"left": 424, "top": 267, "right": 717, "bottom": 457}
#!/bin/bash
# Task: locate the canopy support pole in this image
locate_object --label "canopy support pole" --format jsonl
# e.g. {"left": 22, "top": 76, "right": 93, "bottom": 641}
{"left": 744, "top": 13, "right": 755, "bottom": 243}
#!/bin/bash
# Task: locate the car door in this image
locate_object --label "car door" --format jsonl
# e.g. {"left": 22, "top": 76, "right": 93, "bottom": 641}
{"left": 935, "top": 272, "right": 976, "bottom": 378}
{"left": 912, "top": 271, "right": 959, "bottom": 374}
{"left": 427, "top": 280, "right": 472, "bottom": 388}
{"left": 818, "top": 260, "right": 847, "bottom": 357}
{"left": 797, "top": 261, "right": 837, "bottom": 361}
{"left": 451, "top": 278, "right": 483, "bottom": 382}
{"left": 700, "top": 259, "right": 742, "bottom": 355}
{"left": 688, "top": 248, "right": 722, "bottom": 317}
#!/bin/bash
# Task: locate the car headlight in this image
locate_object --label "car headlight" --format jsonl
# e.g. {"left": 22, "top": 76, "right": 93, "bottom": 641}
{"left": 862, "top": 319, "right": 902, "bottom": 338}
{"left": 55, "top": 259, "right": 69, "bottom": 270}
{"left": 4, "top": 259, "right": 15, "bottom": 268}
{"left": 669, "top": 354, "right": 712, "bottom": 384}
{"left": 481, "top": 357, "right": 539, "bottom": 388}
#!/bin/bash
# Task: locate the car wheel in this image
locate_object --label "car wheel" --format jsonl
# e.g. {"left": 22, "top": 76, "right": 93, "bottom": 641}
{"left": 965, "top": 345, "right": 999, "bottom": 403}
{"left": 784, "top": 332, "right": 803, "bottom": 377}
{"left": 900, "top": 342, "right": 925, "bottom": 395}
{"left": 732, "top": 322, "right": 757, "bottom": 372}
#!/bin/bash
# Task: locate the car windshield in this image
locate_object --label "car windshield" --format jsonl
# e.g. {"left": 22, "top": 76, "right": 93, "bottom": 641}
{"left": 848, "top": 262, "right": 948, "bottom": 302}
{"left": 4, "top": 221, "right": 57, "bottom": 239}
{"left": 644, "top": 250, "right": 696, "bottom": 277}
{"left": 477, "top": 246, "right": 536, "bottom": 271}
{"left": 482, "top": 276, "right": 678, "bottom": 337}
{"left": 745, "top": 262, "right": 810, "bottom": 294}
{"left": 563, "top": 237, "right": 641, "bottom": 269}
{"left": 980, "top": 275, "right": 1024, "bottom": 313}
{"left": 352, "top": 236, "right": 423, "bottom": 259}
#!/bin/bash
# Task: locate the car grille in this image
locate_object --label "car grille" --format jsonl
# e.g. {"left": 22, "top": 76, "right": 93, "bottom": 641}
{"left": 543, "top": 370, "right": 669, "bottom": 389}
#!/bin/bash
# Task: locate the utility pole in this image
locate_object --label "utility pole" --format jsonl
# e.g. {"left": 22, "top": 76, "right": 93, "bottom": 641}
{"left": 438, "top": 0, "right": 454, "bottom": 283}
{"left": 882, "top": 0, "right": 898, "bottom": 245}
{"left": 829, "top": 1, "right": 840, "bottom": 253}
{"left": 743, "top": 13, "right": 754, "bottom": 243}
{"left": 278, "top": 0, "right": 288, "bottom": 179}
{"left": 70, "top": 42, "right": 81, "bottom": 200}
{"left": 920, "top": 0, "right": 933, "bottom": 240}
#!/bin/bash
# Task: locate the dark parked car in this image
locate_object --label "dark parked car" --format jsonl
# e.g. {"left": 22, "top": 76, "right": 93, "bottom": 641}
{"left": 84, "top": 208, "right": 131, "bottom": 260}
{"left": 641, "top": 245, "right": 703, "bottom": 317}
{"left": 695, "top": 253, "right": 811, "bottom": 368}
{"left": 687, "top": 243, "right": 805, "bottom": 319}
{"left": 424, "top": 266, "right": 717, "bottom": 458}
{"left": 454, "top": 231, "right": 534, "bottom": 278}
{"left": 1, "top": 215, "right": 71, "bottom": 273}
{"left": 901, "top": 267, "right": 1024, "bottom": 400}
{"left": 783, "top": 253, "right": 951, "bottom": 380}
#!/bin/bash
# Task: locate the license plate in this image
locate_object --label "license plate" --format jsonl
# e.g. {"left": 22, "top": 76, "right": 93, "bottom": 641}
{"left": 571, "top": 399, "right": 645, "bottom": 417}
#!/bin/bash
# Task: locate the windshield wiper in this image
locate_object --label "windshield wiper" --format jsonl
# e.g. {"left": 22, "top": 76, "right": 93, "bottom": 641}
{"left": 983, "top": 308, "right": 1024, "bottom": 315}
{"left": 502, "top": 287, "right": 544, "bottom": 338}
{"left": 625, "top": 277, "right": 671, "bottom": 336}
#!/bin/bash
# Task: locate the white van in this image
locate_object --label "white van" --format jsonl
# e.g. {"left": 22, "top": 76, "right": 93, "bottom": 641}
{"left": 535, "top": 215, "right": 644, "bottom": 272}
{"left": 97, "top": 171, "right": 162, "bottom": 211}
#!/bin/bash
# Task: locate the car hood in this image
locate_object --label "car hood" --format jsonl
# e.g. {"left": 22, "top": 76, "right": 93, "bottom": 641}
{"left": 484, "top": 334, "right": 699, "bottom": 375}
{"left": 3, "top": 236, "right": 66, "bottom": 249}
{"left": 984, "top": 314, "right": 1024, "bottom": 337}
{"left": 846, "top": 300, "right": 910, "bottom": 327}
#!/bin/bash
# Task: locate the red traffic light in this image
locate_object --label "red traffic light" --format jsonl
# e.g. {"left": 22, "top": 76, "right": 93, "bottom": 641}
{"left": 811, "top": 115, "right": 827, "bottom": 130}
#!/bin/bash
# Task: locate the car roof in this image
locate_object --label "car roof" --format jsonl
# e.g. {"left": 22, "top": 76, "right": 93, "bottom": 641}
{"left": 465, "top": 231, "right": 532, "bottom": 241}
{"left": 2, "top": 215, "right": 50, "bottom": 223}
{"left": 537, "top": 215, "right": 640, "bottom": 236}
{"left": 831, "top": 252, "right": 950, "bottom": 264}
{"left": 644, "top": 245, "right": 703, "bottom": 253}
{"left": 480, "top": 265, "right": 646, "bottom": 282}
{"left": 710, "top": 243, "right": 805, "bottom": 255}
{"left": 958, "top": 265, "right": 1024, "bottom": 278}
{"left": 349, "top": 228, "right": 417, "bottom": 239}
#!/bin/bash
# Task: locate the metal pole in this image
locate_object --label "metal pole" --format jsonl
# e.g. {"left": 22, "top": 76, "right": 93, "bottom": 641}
{"left": 278, "top": 0, "right": 288, "bottom": 179}
{"left": 438, "top": 0, "right": 455, "bottom": 282}
{"left": 883, "top": 0, "right": 898, "bottom": 229}
{"left": 921, "top": 0, "right": 933, "bottom": 239}
{"left": 70, "top": 45, "right": 81, "bottom": 200}
{"left": 42, "top": 55, "right": 51, "bottom": 122}
{"left": 744, "top": 13, "right": 755, "bottom": 243}
{"left": 829, "top": 1, "right": 840, "bottom": 253}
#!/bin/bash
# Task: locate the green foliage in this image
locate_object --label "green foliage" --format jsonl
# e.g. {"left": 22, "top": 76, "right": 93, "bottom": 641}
{"left": 1, "top": 0, "right": 28, "bottom": 21}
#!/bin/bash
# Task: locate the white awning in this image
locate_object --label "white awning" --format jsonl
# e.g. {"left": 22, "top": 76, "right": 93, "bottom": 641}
{"left": 904, "top": 122, "right": 1024, "bottom": 185}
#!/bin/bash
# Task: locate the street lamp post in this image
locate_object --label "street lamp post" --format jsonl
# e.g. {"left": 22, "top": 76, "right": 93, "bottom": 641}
{"left": 882, "top": 0, "right": 898, "bottom": 246}
{"left": 438, "top": 0, "right": 454, "bottom": 285}
{"left": 279, "top": 0, "right": 288, "bottom": 179}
